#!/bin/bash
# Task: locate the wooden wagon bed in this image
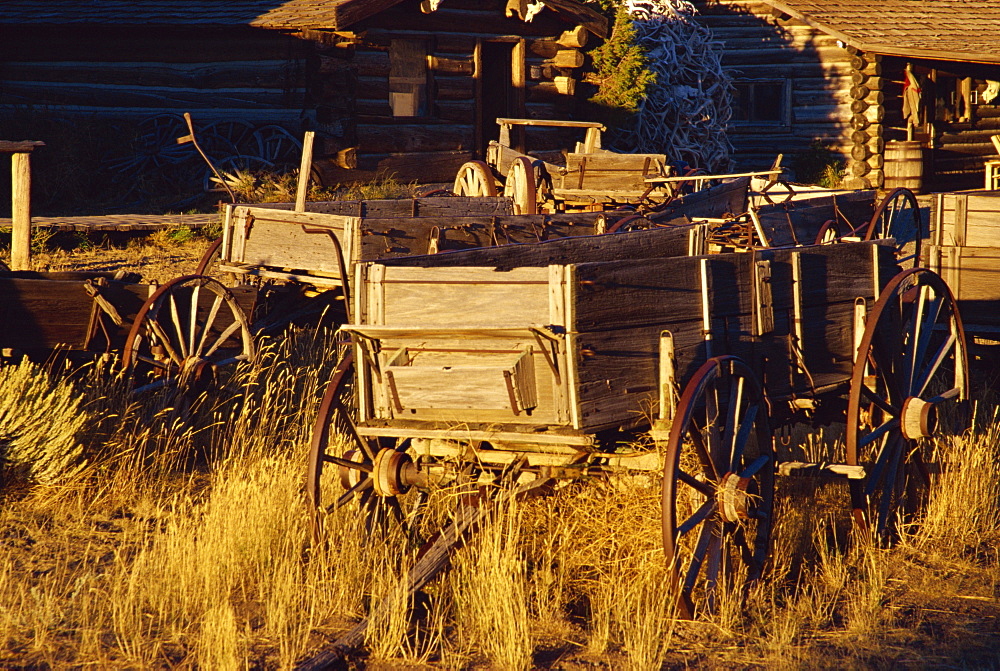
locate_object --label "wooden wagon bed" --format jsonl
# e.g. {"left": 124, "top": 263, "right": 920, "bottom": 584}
{"left": 346, "top": 228, "right": 897, "bottom": 448}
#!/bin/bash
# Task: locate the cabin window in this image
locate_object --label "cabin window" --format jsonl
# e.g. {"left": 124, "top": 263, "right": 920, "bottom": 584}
{"left": 389, "top": 39, "right": 431, "bottom": 117}
{"left": 732, "top": 79, "right": 790, "bottom": 125}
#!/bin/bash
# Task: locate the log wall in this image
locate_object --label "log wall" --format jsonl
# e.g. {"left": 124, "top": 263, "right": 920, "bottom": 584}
{"left": 0, "top": 0, "right": 592, "bottom": 185}
{"left": 692, "top": 0, "right": 856, "bottom": 176}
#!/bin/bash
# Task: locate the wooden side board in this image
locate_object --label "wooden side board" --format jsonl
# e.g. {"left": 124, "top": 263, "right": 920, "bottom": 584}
{"left": 923, "top": 243, "right": 1000, "bottom": 330}
{"left": 352, "top": 238, "right": 896, "bottom": 436}
{"left": 249, "top": 196, "right": 514, "bottom": 217}
{"left": 932, "top": 191, "right": 1000, "bottom": 248}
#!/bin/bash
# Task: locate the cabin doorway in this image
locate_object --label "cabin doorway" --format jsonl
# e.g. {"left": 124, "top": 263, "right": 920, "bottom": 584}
{"left": 476, "top": 39, "right": 525, "bottom": 158}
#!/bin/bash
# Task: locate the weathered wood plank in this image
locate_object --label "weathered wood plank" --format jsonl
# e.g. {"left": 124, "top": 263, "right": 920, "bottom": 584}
{"left": 376, "top": 266, "right": 552, "bottom": 328}
{"left": 380, "top": 225, "right": 696, "bottom": 270}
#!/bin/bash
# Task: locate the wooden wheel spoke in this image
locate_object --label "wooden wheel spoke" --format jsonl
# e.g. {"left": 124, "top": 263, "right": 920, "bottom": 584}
{"left": 866, "top": 432, "right": 903, "bottom": 496}
{"left": 925, "top": 386, "right": 961, "bottom": 404}
{"left": 738, "top": 454, "right": 770, "bottom": 479}
{"left": 196, "top": 294, "right": 225, "bottom": 358}
{"left": 682, "top": 519, "right": 717, "bottom": 594}
{"left": 323, "top": 454, "right": 373, "bottom": 473}
{"left": 677, "top": 499, "right": 717, "bottom": 536}
{"left": 858, "top": 416, "right": 900, "bottom": 450}
{"left": 706, "top": 378, "right": 723, "bottom": 468}
{"left": 188, "top": 283, "right": 201, "bottom": 357}
{"left": 875, "top": 437, "right": 904, "bottom": 532}
{"left": 730, "top": 403, "right": 758, "bottom": 470}
{"left": 133, "top": 353, "right": 176, "bottom": 371}
{"left": 916, "top": 332, "right": 957, "bottom": 398}
{"left": 332, "top": 477, "right": 372, "bottom": 512}
{"left": 688, "top": 425, "right": 719, "bottom": 482}
{"left": 168, "top": 294, "right": 189, "bottom": 359}
{"left": 860, "top": 383, "right": 899, "bottom": 417}
{"left": 909, "top": 291, "right": 942, "bottom": 393}
{"left": 336, "top": 402, "right": 377, "bottom": 463}
{"left": 148, "top": 320, "right": 184, "bottom": 366}
{"left": 203, "top": 320, "right": 243, "bottom": 358}
{"left": 720, "top": 375, "right": 744, "bottom": 472}
{"left": 677, "top": 468, "right": 715, "bottom": 497}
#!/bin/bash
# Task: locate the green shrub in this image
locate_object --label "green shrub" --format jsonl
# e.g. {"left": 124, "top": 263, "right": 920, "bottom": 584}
{"left": 793, "top": 141, "right": 846, "bottom": 188}
{"left": 586, "top": 7, "right": 657, "bottom": 129}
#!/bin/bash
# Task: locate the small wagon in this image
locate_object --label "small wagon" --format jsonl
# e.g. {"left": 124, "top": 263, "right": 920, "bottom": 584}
{"left": 453, "top": 118, "right": 694, "bottom": 214}
{"left": 0, "top": 269, "right": 257, "bottom": 394}
{"left": 305, "top": 222, "right": 968, "bottom": 638}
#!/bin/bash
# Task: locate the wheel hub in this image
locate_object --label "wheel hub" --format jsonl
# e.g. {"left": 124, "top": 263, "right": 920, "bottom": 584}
{"left": 900, "top": 396, "right": 937, "bottom": 440}
{"left": 716, "top": 472, "right": 751, "bottom": 523}
{"left": 338, "top": 449, "right": 366, "bottom": 490}
{"left": 372, "top": 448, "right": 418, "bottom": 497}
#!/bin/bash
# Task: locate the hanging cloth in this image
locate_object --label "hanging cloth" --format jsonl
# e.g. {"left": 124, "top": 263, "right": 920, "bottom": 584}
{"left": 902, "top": 65, "right": 922, "bottom": 127}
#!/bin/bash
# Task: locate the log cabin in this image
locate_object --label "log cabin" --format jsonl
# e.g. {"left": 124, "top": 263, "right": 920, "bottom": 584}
{"left": 0, "top": 0, "right": 607, "bottom": 187}
{"left": 692, "top": 0, "right": 1000, "bottom": 192}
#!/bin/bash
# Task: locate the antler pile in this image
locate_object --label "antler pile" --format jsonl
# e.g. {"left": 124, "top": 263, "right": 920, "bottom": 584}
{"left": 610, "top": 0, "right": 734, "bottom": 173}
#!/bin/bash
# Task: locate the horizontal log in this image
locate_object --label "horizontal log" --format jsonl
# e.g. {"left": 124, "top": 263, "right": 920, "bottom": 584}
{"left": 0, "top": 27, "right": 309, "bottom": 63}
{"left": 353, "top": 50, "right": 390, "bottom": 77}
{"left": 0, "top": 80, "right": 305, "bottom": 110}
{"left": 356, "top": 122, "right": 474, "bottom": 153}
{"left": 429, "top": 55, "right": 474, "bottom": 76}
{"left": 357, "top": 149, "right": 475, "bottom": 182}
{"left": 436, "top": 76, "right": 474, "bottom": 101}
{"left": 382, "top": 224, "right": 693, "bottom": 272}
{"left": 0, "top": 60, "right": 302, "bottom": 90}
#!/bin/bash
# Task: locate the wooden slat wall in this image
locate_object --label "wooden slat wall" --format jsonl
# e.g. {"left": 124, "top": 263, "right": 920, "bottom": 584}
{"left": 692, "top": 0, "right": 856, "bottom": 172}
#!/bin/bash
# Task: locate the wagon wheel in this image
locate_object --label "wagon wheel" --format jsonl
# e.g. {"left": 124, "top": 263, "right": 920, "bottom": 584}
{"left": 307, "top": 350, "right": 421, "bottom": 542}
{"left": 199, "top": 120, "right": 256, "bottom": 160}
{"left": 504, "top": 156, "right": 544, "bottom": 215}
{"left": 251, "top": 125, "right": 302, "bottom": 169}
{"left": 846, "top": 268, "right": 969, "bottom": 544}
{"left": 662, "top": 356, "right": 774, "bottom": 619}
{"left": 121, "top": 275, "right": 255, "bottom": 394}
{"left": 453, "top": 160, "right": 498, "bottom": 197}
{"left": 814, "top": 219, "right": 843, "bottom": 245}
{"left": 863, "top": 188, "right": 921, "bottom": 268}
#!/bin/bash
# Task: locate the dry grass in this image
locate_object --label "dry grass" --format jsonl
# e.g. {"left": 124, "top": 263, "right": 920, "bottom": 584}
{"left": 1, "top": 248, "right": 999, "bottom": 668}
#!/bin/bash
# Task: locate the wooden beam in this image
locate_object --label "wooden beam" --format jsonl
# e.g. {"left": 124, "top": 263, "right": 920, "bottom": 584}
{"left": 10, "top": 152, "right": 32, "bottom": 271}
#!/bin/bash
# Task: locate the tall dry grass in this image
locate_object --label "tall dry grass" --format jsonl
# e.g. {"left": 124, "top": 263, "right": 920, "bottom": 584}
{"left": 0, "top": 329, "right": 998, "bottom": 669}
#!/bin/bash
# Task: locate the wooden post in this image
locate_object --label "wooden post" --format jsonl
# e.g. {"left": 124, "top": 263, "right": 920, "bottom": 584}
{"left": 295, "top": 131, "right": 316, "bottom": 213}
{"left": 2, "top": 140, "right": 45, "bottom": 271}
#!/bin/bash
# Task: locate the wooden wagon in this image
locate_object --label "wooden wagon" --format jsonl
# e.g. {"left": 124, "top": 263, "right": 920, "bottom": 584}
{"left": 0, "top": 269, "right": 257, "bottom": 394}
{"left": 452, "top": 118, "right": 716, "bottom": 215}
{"left": 305, "top": 223, "right": 969, "bottom": 641}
